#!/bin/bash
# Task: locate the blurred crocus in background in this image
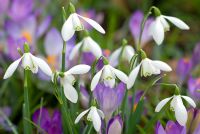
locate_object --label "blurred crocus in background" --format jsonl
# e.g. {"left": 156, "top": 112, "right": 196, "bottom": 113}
{"left": 187, "top": 77, "right": 200, "bottom": 100}
{"left": 93, "top": 83, "right": 126, "bottom": 121}
{"left": 155, "top": 121, "right": 186, "bottom": 134}
{"left": 107, "top": 115, "right": 123, "bottom": 134}
{"left": 191, "top": 43, "right": 200, "bottom": 68}
{"left": 32, "top": 108, "right": 62, "bottom": 134}
{"left": 187, "top": 108, "right": 200, "bottom": 134}
{"left": 129, "top": 10, "right": 153, "bottom": 47}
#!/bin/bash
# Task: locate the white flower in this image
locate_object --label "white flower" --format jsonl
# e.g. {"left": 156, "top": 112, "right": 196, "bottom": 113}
{"left": 61, "top": 13, "right": 105, "bottom": 41}
{"left": 127, "top": 58, "right": 172, "bottom": 89}
{"left": 149, "top": 15, "right": 189, "bottom": 45}
{"left": 155, "top": 95, "right": 196, "bottom": 126}
{"left": 3, "top": 52, "right": 52, "bottom": 79}
{"left": 91, "top": 64, "right": 128, "bottom": 91}
{"left": 75, "top": 106, "right": 104, "bottom": 132}
{"left": 69, "top": 36, "right": 102, "bottom": 60}
{"left": 109, "top": 45, "right": 135, "bottom": 67}
{"left": 60, "top": 64, "right": 90, "bottom": 103}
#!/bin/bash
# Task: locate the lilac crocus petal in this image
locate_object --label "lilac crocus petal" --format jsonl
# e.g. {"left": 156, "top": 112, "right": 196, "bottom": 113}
{"left": 93, "top": 83, "right": 126, "bottom": 120}
{"left": 82, "top": 52, "right": 96, "bottom": 65}
{"left": 0, "top": 0, "right": 9, "bottom": 13}
{"left": 32, "top": 108, "right": 62, "bottom": 134}
{"left": 44, "top": 28, "right": 63, "bottom": 56}
{"left": 165, "top": 121, "right": 186, "bottom": 134}
{"left": 107, "top": 115, "right": 123, "bottom": 134}
{"left": 192, "top": 42, "right": 200, "bottom": 67}
{"left": 8, "top": 0, "right": 34, "bottom": 22}
{"left": 37, "top": 16, "right": 52, "bottom": 38}
{"left": 176, "top": 58, "right": 192, "bottom": 82}
{"left": 187, "top": 77, "right": 200, "bottom": 99}
{"left": 129, "top": 10, "right": 153, "bottom": 46}
{"left": 80, "top": 86, "right": 90, "bottom": 108}
{"left": 155, "top": 122, "right": 166, "bottom": 134}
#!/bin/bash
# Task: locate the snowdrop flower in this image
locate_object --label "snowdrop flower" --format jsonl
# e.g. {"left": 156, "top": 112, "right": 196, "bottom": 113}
{"left": 149, "top": 8, "right": 189, "bottom": 45}
{"left": 69, "top": 36, "right": 102, "bottom": 60}
{"left": 109, "top": 45, "right": 135, "bottom": 67}
{"left": 3, "top": 47, "right": 52, "bottom": 79}
{"left": 61, "top": 3, "right": 105, "bottom": 41}
{"left": 60, "top": 64, "right": 90, "bottom": 103}
{"left": 91, "top": 63, "right": 128, "bottom": 91}
{"left": 75, "top": 106, "right": 104, "bottom": 132}
{"left": 127, "top": 58, "right": 172, "bottom": 89}
{"left": 155, "top": 95, "right": 196, "bottom": 126}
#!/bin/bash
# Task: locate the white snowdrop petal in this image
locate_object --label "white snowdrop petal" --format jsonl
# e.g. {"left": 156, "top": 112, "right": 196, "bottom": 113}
{"left": 181, "top": 96, "right": 196, "bottom": 108}
{"left": 174, "top": 96, "right": 188, "bottom": 126}
{"left": 127, "top": 64, "right": 141, "bottom": 89}
{"left": 86, "top": 37, "right": 102, "bottom": 58}
{"left": 63, "top": 83, "right": 78, "bottom": 103}
{"left": 149, "top": 18, "right": 165, "bottom": 45}
{"left": 163, "top": 15, "right": 190, "bottom": 30}
{"left": 109, "top": 47, "right": 121, "bottom": 67}
{"left": 68, "top": 64, "right": 91, "bottom": 75}
{"left": 124, "top": 45, "right": 135, "bottom": 62}
{"left": 31, "top": 54, "right": 52, "bottom": 76}
{"left": 92, "top": 108, "right": 102, "bottom": 132}
{"left": 3, "top": 57, "right": 22, "bottom": 79}
{"left": 91, "top": 70, "right": 103, "bottom": 91}
{"left": 109, "top": 65, "right": 128, "bottom": 84}
{"left": 61, "top": 14, "right": 75, "bottom": 41}
{"left": 151, "top": 60, "right": 172, "bottom": 72}
{"left": 155, "top": 97, "right": 172, "bottom": 112}
{"left": 75, "top": 109, "right": 90, "bottom": 124}
{"left": 71, "top": 13, "right": 83, "bottom": 31}
{"left": 69, "top": 41, "right": 82, "bottom": 60}
{"left": 97, "top": 109, "right": 105, "bottom": 119}
{"left": 78, "top": 14, "right": 105, "bottom": 34}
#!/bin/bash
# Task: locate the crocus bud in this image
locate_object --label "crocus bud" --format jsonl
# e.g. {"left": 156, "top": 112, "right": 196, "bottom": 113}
{"left": 107, "top": 115, "right": 123, "bottom": 134}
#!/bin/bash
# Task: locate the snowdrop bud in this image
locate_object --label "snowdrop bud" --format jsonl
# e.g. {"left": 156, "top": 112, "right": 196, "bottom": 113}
{"left": 140, "top": 49, "right": 147, "bottom": 59}
{"left": 153, "top": 7, "right": 161, "bottom": 17}
{"left": 122, "top": 39, "right": 127, "bottom": 46}
{"left": 24, "top": 42, "right": 30, "bottom": 53}
{"left": 69, "top": 2, "right": 76, "bottom": 13}
{"left": 62, "top": 7, "right": 67, "bottom": 21}
{"left": 17, "top": 48, "right": 23, "bottom": 56}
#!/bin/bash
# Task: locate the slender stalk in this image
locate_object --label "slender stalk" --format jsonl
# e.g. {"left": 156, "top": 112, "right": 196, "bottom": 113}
{"left": 137, "top": 6, "right": 156, "bottom": 51}
{"left": 23, "top": 70, "right": 32, "bottom": 134}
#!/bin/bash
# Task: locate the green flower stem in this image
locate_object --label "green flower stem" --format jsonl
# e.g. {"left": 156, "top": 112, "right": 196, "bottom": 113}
{"left": 137, "top": 6, "right": 158, "bottom": 51}
{"left": 23, "top": 70, "right": 32, "bottom": 134}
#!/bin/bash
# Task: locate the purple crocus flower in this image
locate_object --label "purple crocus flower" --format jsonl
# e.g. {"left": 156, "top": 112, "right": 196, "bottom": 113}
{"left": 8, "top": 0, "right": 34, "bottom": 22}
{"left": 32, "top": 108, "right": 62, "bottom": 134}
{"left": 129, "top": 10, "right": 153, "bottom": 47}
{"left": 187, "top": 108, "right": 200, "bottom": 134}
{"left": 107, "top": 115, "right": 123, "bottom": 134}
{"left": 0, "top": 0, "right": 9, "bottom": 14}
{"left": 155, "top": 121, "right": 186, "bottom": 134}
{"left": 0, "top": 107, "right": 12, "bottom": 132}
{"left": 187, "top": 77, "right": 200, "bottom": 99}
{"left": 176, "top": 58, "right": 192, "bottom": 84}
{"left": 80, "top": 85, "right": 90, "bottom": 108}
{"left": 192, "top": 42, "right": 200, "bottom": 68}
{"left": 93, "top": 82, "right": 126, "bottom": 120}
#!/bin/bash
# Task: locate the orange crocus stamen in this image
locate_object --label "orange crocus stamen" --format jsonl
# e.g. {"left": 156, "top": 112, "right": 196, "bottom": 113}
{"left": 21, "top": 31, "right": 32, "bottom": 43}
{"left": 47, "top": 55, "right": 57, "bottom": 71}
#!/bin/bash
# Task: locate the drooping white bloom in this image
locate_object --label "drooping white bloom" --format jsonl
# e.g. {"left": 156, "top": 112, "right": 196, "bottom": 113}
{"left": 69, "top": 36, "right": 102, "bottom": 60}
{"left": 127, "top": 58, "right": 172, "bottom": 89}
{"left": 75, "top": 106, "right": 104, "bottom": 132}
{"left": 149, "top": 15, "right": 189, "bottom": 45}
{"left": 61, "top": 13, "right": 105, "bottom": 41}
{"left": 60, "top": 64, "right": 91, "bottom": 103}
{"left": 91, "top": 64, "right": 128, "bottom": 91}
{"left": 109, "top": 45, "right": 135, "bottom": 67}
{"left": 3, "top": 52, "right": 52, "bottom": 79}
{"left": 155, "top": 95, "right": 196, "bottom": 126}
